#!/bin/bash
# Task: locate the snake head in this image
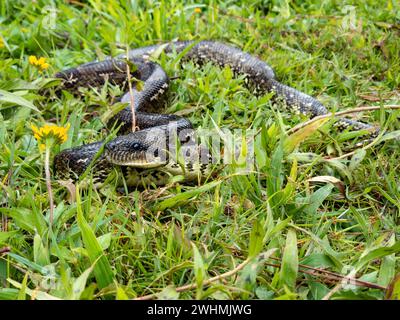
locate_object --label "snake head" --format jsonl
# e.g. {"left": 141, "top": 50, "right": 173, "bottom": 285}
{"left": 104, "top": 127, "right": 169, "bottom": 168}
{"left": 53, "top": 141, "right": 112, "bottom": 183}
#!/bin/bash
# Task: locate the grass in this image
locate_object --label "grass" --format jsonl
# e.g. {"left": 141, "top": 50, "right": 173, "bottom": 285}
{"left": 0, "top": 0, "right": 400, "bottom": 300}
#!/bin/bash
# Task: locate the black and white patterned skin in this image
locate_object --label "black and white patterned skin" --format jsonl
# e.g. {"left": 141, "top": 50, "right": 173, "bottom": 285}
{"left": 53, "top": 40, "right": 378, "bottom": 186}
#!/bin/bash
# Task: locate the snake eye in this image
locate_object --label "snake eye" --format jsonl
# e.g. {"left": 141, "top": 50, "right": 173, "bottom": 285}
{"left": 131, "top": 142, "right": 141, "bottom": 151}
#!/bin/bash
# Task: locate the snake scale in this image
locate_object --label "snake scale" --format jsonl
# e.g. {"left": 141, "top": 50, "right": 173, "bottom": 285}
{"left": 53, "top": 40, "right": 377, "bottom": 187}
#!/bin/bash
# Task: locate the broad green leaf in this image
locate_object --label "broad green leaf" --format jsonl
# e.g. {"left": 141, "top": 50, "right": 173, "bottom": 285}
{"left": 301, "top": 184, "right": 334, "bottom": 216}
{"left": 248, "top": 220, "right": 265, "bottom": 258}
{"left": 337, "top": 129, "right": 372, "bottom": 142}
{"left": 378, "top": 130, "right": 400, "bottom": 143}
{"left": 357, "top": 241, "right": 400, "bottom": 269}
{"left": 0, "top": 288, "right": 19, "bottom": 300}
{"left": 97, "top": 233, "right": 112, "bottom": 251}
{"left": 79, "top": 283, "right": 97, "bottom": 300}
{"left": 385, "top": 274, "right": 400, "bottom": 300}
{"left": 254, "top": 134, "right": 267, "bottom": 168}
{"left": 301, "top": 253, "right": 336, "bottom": 269}
{"left": 270, "top": 141, "right": 284, "bottom": 192}
{"left": 359, "top": 271, "right": 378, "bottom": 284}
{"left": 156, "top": 285, "right": 180, "bottom": 300}
{"left": 324, "top": 159, "right": 353, "bottom": 184}
{"left": 378, "top": 234, "right": 396, "bottom": 286}
{"left": 350, "top": 207, "right": 370, "bottom": 238}
{"left": 172, "top": 40, "right": 198, "bottom": 65}
{"left": 284, "top": 118, "right": 328, "bottom": 153}
{"left": 332, "top": 290, "right": 380, "bottom": 300}
{"left": 266, "top": 141, "right": 284, "bottom": 208}
{"left": 155, "top": 180, "right": 221, "bottom": 211}
{"left": 116, "top": 286, "right": 129, "bottom": 300}
{"left": 264, "top": 216, "right": 292, "bottom": 244}
{"left": 100, "top": 101, "right": 129, "bottom": 124}
{"left": 0, "top": 79, "right": 39, "bottom": 91}
{"left": 274, "top": 291, "right": 298, "bottom": 300}
{"left": 7, "top": 253, "right": 48, "bottom": 275}
{"left": 0, "top": 89, "right": 39, "bottom": 112}
{"left": 237, "top": 249, "right": 277, "bottom": 298}
{"left": 14, "top": 106, "right": 32, "bottom": 135}
{"left": 7, "top": 278, "right": 60, "bottom": 300}
{"left": 148, "top": 43, "right": 169, "bottom": 60}
{"left": 71, "top": 266, "right": 94, "bottom": 300}
{"left": 283, "top": 158, "right": 297, "bottom": 199}
{"left": 349, "top": 149, "right": 367, "bottom": 171}
{"left": 279, "top": 228, "right": 298, "bottom": 291}
{"left": 33, "top": 233, "right": 50, "bottom": 266}
{"left": 0, "top": 231, "right": 18, "bottom": 244}
{"left": 192, "top": 243, "right": 205, "bottom": 299}
{"left": 0, "top": 207, "right": 47, "bottom": 236}
{"left": 318, "top": 236, "right": 343, "bottom": 270}
{"left": 309, "top": 281, "right": 330, "bottom": 300}
{"left": 255, "top": 286, "right": 275, "bottom": 300}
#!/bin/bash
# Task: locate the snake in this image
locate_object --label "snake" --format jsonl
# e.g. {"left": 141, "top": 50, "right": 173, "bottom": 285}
{"left": 53, "top": 40, "right": 378, "bottom": 187}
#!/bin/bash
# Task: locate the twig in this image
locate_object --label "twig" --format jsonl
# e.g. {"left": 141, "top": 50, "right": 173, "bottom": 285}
{"left": 323, "top": 139, "right": 377, "bottom": 160}
{"left": 66, "top": 0, "right": 86, "bottom": 7}
{"left": 287, "top": 105, "right": 400, "bottom": 135}
{"left": 134, "top": 255, "right": 253, "bottom": 300}
{"left": 322, "top": 283, "right": 343, "bottom": 300}
{"left": 269, "top": 257, "right": 385, "bottom": 290}
{"left": 125, "top": 53, "right": 137, "bottom": 132}
{"left": 134, "top": 253, "right": 385, "bottom": 300}
{"left": 169, "top": 75, "right": 181, "bottom": 81}
{"left": 1, "top": 166, "right": 13, "bottom": 232}
{"left": 45, "top": 147, "right": 54, "bottom": 225}
{"left": 301, "top": 266, "right": 385, "bottom": 290}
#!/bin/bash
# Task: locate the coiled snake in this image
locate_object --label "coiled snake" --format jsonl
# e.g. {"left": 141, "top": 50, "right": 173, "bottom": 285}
{"left": 53, "top": 41, "right": 377, "bottom": 187}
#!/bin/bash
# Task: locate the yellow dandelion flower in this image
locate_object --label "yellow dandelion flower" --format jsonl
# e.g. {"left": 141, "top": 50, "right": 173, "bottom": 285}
{"left": 0, "top": 38, "right": 4, "bottom": 49}
{"left": 40, "top": 62, "right": 50, "bottom": 70}
{"left": 29, "top": 55, "right": 38, "bottom": 65}
{"left": 29, "top": 55, "right": 50, "bottom": 72}
{"left": 31, "top": 123, "right": 70, "bottom": 150}
{"left": 194, "top": 7, "right": 202, "bottom": 13}
{"left": 31, "top": 123, "right": 67, "bottom": 225}
{"left": 37, "top": 57, "right": 46, "bottom": 65}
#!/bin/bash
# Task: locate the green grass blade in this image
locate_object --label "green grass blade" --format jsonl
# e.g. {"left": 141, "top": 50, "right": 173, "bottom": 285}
{"left": 17, "top": 273, "right": 28, "bottom": 300}
{"left": 76, "top": 186, "right": 114, "bottom": 290}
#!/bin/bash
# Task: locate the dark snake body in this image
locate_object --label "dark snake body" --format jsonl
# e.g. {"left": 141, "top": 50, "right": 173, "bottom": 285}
{"left": 53, "top": 41, "right": 377, "bottom": 186}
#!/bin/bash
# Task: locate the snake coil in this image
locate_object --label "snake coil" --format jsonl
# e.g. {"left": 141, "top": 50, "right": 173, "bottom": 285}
{"left": 53, "top": 41, "right": 378, "bottom": 186}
